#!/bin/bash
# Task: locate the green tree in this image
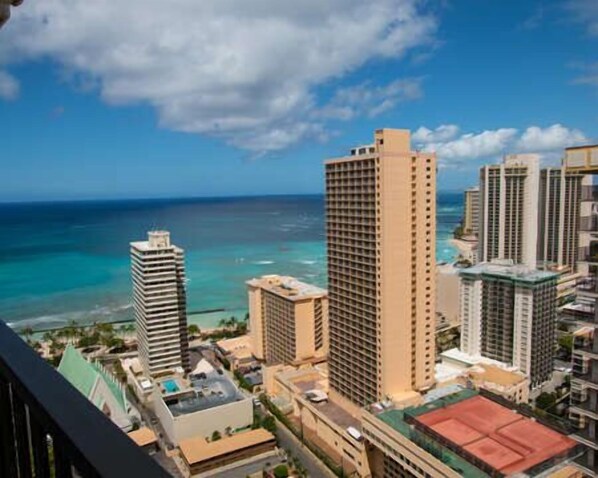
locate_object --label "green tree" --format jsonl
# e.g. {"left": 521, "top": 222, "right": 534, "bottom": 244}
{"left": 42, "top": 331, "right": 55, "bottom": 343}
{"left": 188, "top": 324, "right": 200, "bottom": 337}
{"left": 558, "top": 334, "right": 574, "bottom": 353}
{"left": 261, "top": 415, "right": 277, "bottom": 433}
{"left": 273, "top": 464, "right": 289, "bottom": 478}
{"left": 113, "top": 360, "right": 127, "bottom": 383}
{"left": 211, "top": 430, "right": 222, "bottom": 442}
{"left": 536, "top": 392, "right": 557, "bottom": 410}
{"left": 20, "top": 326, "right": 34, "bottom": 343}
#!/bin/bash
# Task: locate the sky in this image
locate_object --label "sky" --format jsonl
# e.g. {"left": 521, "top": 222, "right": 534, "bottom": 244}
{"left": 0, "top": 0, "right": 597, "bottom": 201}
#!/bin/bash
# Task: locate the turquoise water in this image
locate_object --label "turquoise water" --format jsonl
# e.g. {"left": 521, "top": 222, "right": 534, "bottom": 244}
{"left": 163, "top": 379, "right": 180, "bottom": 393}
{"left": 0, "top": 194, "right": 462, "bottom": 330}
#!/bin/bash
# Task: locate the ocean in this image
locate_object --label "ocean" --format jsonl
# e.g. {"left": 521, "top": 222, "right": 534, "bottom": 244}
{"left": 0, "top": 193, "right": 462, "bottom": 331}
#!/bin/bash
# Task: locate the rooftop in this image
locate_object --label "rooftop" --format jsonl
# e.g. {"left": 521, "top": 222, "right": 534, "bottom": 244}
{"left": 460, "top": 260, "right": 558, "bottom": 284}
{"left": 468, "top": 364, "right": 527, "bottom": 387}
{"left": 247, "top": 275, "right": 327, "bottom": 301}
{"left": 159, "top": 360, "right": 245, "bottom": 417}
{"left": 58, "top": 345, "right": 127, "bottom": 413}
{"left": 375, "top": 390, "right": 577, "bottom": 477}
{"left": 179, "top": 429, "right": 275, "bottom": 466}
{"left": 127, "top": 427, "right": 158, "bottom": 447}
{"left": 565, "top": 144, "right": 598, "bottom": 151}
{"left": 217, "top": 335, "right": 254, "bottom": 358}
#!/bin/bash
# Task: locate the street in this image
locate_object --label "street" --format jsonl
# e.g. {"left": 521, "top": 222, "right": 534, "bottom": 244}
{"left": 207, "top": 454, "right": 284, "bottom": 478}
{"left": 274, "top": 419, "right": 335, "bottom": 478}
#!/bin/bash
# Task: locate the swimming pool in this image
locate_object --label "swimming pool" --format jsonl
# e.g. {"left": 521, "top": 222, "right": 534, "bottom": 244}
{"left": 163, "top": 379, "right": 180, "bottom": 393}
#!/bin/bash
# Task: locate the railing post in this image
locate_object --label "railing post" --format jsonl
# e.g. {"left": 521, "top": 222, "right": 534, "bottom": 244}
{"left": 0, "top": 375, "right": 18, "bottom": 478}
{"left": 30, "top": 419, "right": 50, "bottom": 478}
{"left": 13, "top": 397, "right": 33, "bottom": 478}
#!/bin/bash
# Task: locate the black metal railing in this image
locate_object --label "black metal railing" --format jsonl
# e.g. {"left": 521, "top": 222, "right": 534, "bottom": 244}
{"left": 0, "top": 320, "right": 171, "bottom": 478}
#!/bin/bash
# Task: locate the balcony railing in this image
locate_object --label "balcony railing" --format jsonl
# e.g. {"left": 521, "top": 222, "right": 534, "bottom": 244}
{"left": 0, "top": 320, "right": 170, "bottom": 478}
{"left": 580, "top": 216, "right": 598, "bottom": 232}
{"left": 582, "top": 184, "right": 598, "bottom": 202}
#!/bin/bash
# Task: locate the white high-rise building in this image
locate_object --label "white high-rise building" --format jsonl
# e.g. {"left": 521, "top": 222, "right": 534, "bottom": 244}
{"left": 131, "top": 231, "right": 190, "bottom": 377}
{"left": 479, "top": 154, "right": 540, "bottom": 269}
{"left": 459, "top": 261, "right": 557, "bottom": 388}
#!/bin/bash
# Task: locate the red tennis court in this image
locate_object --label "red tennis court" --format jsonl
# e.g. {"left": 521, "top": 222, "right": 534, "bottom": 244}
{"left": 415, "top": 395, "right": 576, "bottom": 475}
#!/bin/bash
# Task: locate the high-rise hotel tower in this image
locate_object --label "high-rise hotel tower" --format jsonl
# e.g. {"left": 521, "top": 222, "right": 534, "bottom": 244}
{"left": 131, "top": 231, "right": 190, "bottom": 376}
{"left": 479, "top": 154, "right": 540, "bottom": 269}
{"left": 325, "top": 129, "right": 436, "bottom": 408}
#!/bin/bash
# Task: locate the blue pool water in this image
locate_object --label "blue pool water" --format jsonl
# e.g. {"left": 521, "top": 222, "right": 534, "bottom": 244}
{"left": 163, "top": 379, "right": 179, "bottom": 393}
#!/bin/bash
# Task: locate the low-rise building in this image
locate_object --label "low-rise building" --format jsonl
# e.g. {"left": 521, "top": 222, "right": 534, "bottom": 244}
{"left": 58, "top": 344, "right": 136, "bottom": 431}
{"left": 127, "top": 427, "right": 159, "bottom": 455}
{"left": 363, "top": 388, "right": 580, "bottom": 478}
{"left": 179, "top": 429, "right": 276, "bottom": 477}
{"left": 153, "top": 359, "right": 252, "bottom": 445}
{"left": 265, "top": 364, "right": 369, "bottom": 477}
{"left": 216, "top": 335, "right": 256, "bottom": 371}
{"left": 247, "top": 275, "right": 328, "bottom": 366}
{"left": 438, "top": 348, "right": 529, "bottom": 403}
{"left": 122, "top": 356, "right": 154, "bottom": 403}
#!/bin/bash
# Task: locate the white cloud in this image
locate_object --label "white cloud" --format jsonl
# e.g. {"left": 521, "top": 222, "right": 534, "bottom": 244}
{"left": 516, "top": 124, "right": 587, "bottom": 152}
{"left": 419, "top": 128, "right": 518, "bottom": 160}
{"left": 0, "top": 0, "right": 437, "bottom": 152}
{"left": 415, "top": 124, "right": 589, "bottom": 167}
{"left": 566, "top": 0, "right": 598, "bottom": 36}
{"left": 316, "top": 78, "right": 423, "bottom": 121}
{"left": 0, "top": 70, "right": 19, "bottom": 100}
{"left": 412, "top": 124, "right": 459, "bottom": 143}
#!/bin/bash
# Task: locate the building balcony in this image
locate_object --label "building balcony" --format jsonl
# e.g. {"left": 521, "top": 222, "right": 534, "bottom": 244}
{"left": 582, "top": 184, "right": 598, "bottom": 202}
{"left": 572, "top": 429, "right": 598, "bottom": 451}
{"left": 572, "top": 374, "right": 598, "bottom": 392}
{"left": 574, "top": 450, "right": 598, "bottom": 477}
{"left": 570, "top": 402, "right": 598, "bottom": 421}
{"left": 575, "top": 345, "right": 598, "bottom": 360}
{"left": 0, "top": 320, "right": 169, "bottom": 478}
{"left": 580, "top": 216, "right": 598, "bottom": 232}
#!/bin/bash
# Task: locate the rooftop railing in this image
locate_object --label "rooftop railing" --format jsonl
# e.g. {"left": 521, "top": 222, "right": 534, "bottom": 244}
{"left": 0, "top": 320, "right": 170, "bottom": 478}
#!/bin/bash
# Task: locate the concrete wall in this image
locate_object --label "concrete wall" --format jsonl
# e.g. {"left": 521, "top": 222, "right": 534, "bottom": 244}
{"left": 154, "top": 395, "right": 253, "bottom": 445}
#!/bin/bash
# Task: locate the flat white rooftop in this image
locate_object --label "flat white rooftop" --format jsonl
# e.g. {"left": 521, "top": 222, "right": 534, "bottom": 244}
{"left": 247, "top": 275, "right": 327, "bottom": 301}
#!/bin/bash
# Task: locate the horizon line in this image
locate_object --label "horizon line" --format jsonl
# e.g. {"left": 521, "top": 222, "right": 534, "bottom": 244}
{"left": 0, "top": 190, "right": 466, "bottom": 206}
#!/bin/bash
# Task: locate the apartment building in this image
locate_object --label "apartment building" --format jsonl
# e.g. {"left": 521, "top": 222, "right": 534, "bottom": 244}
{"left": 459, "top": 261, "right": 558, "bottom": 388}
{"left": 247, "top": 275, "right": 328, "bottom": 365}
{"left": 569, "top": 275, "right": 598, "bottom": 476}
{"left": 131, "top": 231, "right": 190, "bottom": 376}
{"left": 325, "top": 128, "right": 436, "bottom": 408}
{"left": 463, "top": 186, "right": 480, "bottom": 237}
{"left": 537, "top": 167, "right": 585, "bottom": 270}
{"left": 479, "top": 154, "right": 540, "bottom": 269}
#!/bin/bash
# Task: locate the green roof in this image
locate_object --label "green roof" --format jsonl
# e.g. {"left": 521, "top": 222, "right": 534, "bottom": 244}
{"left": 58, "top": 345, "right": 127, "bottom": 413}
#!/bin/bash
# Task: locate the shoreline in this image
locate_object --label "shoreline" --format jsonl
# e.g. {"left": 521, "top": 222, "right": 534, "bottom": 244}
{"left": 12, "top": 307, "right": 249, "bottom": 335}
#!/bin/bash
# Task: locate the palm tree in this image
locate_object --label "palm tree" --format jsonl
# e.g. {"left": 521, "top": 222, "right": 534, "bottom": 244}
{"left": 65, "top": 320, "right": 80, "bottom": 343}
{"left": 20, "top": 326, "right": 34, "bottom": 343}
{"left": 188, "top": 324, "right": 200, "bottom": 337}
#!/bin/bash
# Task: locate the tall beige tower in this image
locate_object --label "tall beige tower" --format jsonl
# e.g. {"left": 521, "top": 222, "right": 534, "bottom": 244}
{"left": 479, "top": 154, "right": 540, "bottom": 269}
{"left": 325, "top": 128, "right": 436, "bottom": 408}
{"left": 131, "top": 231, "right": 190, "bottom": 377}
{"left": 463, "top": 186, "right": 480, "bottom": 237}
{"left": 537, "top": 167, "right": 584, "bottom": 271}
